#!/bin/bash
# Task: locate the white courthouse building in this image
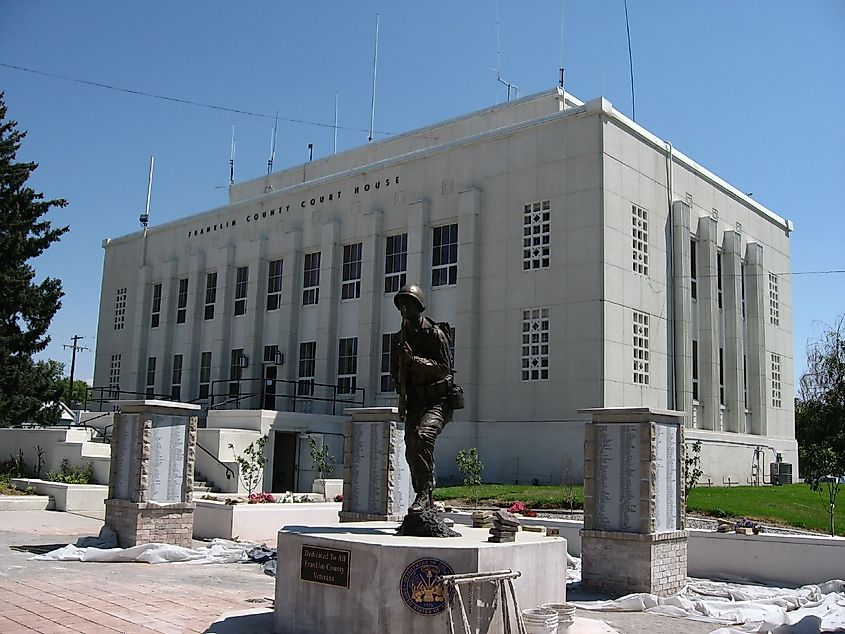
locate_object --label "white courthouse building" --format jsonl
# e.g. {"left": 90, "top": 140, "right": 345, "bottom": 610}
{"left": 93, "top": 88, "right": 797, "bottom": 489}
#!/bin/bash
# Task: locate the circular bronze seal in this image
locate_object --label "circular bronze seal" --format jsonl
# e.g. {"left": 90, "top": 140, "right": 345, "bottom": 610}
{"left": 399, "top": 557, "right": 455, "bottom": 615}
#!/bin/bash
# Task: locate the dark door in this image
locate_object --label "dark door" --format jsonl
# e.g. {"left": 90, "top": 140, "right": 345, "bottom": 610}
{"left": 263, "top": 365, "right": 278, "bottom": 410}
{"left": 272, "top": 431, "right": 297, "bottom": 492}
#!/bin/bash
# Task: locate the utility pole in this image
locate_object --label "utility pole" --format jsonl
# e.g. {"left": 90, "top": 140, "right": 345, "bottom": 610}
{"left": 62, "top": 335, "right": 90, "bottom": 406}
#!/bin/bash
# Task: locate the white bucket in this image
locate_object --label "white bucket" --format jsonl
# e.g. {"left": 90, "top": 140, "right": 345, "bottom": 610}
{"left": 521, "top": 607, "right": 559, "bottom": 634}
{"left": 540, "top": 603, "right": 576, "bottom": 633}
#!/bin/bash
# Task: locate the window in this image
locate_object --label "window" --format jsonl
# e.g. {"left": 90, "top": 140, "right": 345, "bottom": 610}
{"left": 384, "top": 234, "right": 408, "bottom": 293}
{"left": 198, "top": 351, "right": 212, "bottom": 400}
{"left": 717, "top": 253, "right": 723, "bottom": 309}
{"left": 719, "top": 347, "right": 725, "bottom": 406}
{"left": 523, "top": 200, "right": 551, "bottom": 270}
{"left": 341, "top": 243, "right": 362, "bottom": 300}
{"left": 380, "top": 333, "right": 400, "bottom": 393}
{"left": 633, "top": 311, "right": 649, "bottom": 385}
{"left": 337, "top": 337, "right": 358, "bottom": 394}
{"left": 743, "top": 353, "right": 748, "bottom": 406}
{"left": 741, "top": 263, "right": 746, "bottom": 318}
{"left": 145, "top": 356, "right": 156, "bottom": 398}
{"left": 229, "top": 348, "right": 244, "bottom": 397}
{"left": 266, "top": 259, "right": 283, "bottom": 311}
{"left": 432, "top": 224, "right": 458, "bottom": 287}
{"left": 303, "top": 253, "right": 321, "bottom": 305}
{"left": 771, "top": 353, "right": 782, "bottom": 408}
{"left": 521, "top": 308, "right": 549, "bottom": 381}
{"left": 234, "top": 266, "right": 248, "bottom": 316}
{"left": 171, "top": 354, "right": 183, "bottom": 401}
{"left": 151, "top": 283, "right": 162, "bottom": 328}
{"left": 298, "top": 342, "right": 316, "bottom": 396}
{"left": 109, "top": 354, "right": 121, "bottom": 398}
{"left": 690, "top": 239, "right": 698, "bottom": 300}
{"left": 632, "top": 205, "right": 648, "bottom": 276}
{"left": 114, "top": 288, "right": 127, "bottom": 330}
{"left": 176, "top": 278, "right": 189, "bottom": 324}
{"left": 769, "top": 273, "right": 779, "bottom": 326}
{"left": 204, "top": 272, "right": 217, "bottom": 320}
{"left": 692, "top": 340, "right": 699, "bottom": 401}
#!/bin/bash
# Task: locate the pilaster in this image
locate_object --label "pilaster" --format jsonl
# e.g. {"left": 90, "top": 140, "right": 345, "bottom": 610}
{"left": 744, "top": 242, "right": 767, "bottom": 435}
{"left": 671, "top": 201, "right": 693, "bottom": 422}
{"left": 697, "top": 217, "right": 721, "bottom": 431}
{"left": 456, "top": 187, "right": 481, "bottom": 422}
{"left": 722, "top": 230, "right": 745, "bottom": 432}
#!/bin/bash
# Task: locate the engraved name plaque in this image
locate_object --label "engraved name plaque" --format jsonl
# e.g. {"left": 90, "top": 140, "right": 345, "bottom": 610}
{"left": 147, "top": 415, "right": 186, "bottom": 503}
{"left": 593, "top": 423, "right": 640, "bottom": 532}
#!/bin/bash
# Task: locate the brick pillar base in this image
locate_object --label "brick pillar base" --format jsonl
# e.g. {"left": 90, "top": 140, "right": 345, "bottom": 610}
{"left": 580, "top": 529, "right": 688, "bottom": 596}
{"left": 105, "top": 499, "right": 195, "bottom": 548}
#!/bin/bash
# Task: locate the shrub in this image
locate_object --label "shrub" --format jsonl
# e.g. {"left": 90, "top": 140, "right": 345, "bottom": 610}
{"left": 45, "top": 459, "right": 94, "bottom": 484}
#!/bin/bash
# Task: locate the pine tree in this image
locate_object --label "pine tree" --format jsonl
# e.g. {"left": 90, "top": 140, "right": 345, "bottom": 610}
{"left": 0, "top": 92, "right": 69, "bottom": 427}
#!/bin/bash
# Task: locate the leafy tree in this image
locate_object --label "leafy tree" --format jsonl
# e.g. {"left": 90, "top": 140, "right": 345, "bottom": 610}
{"left": 309, "top": 437, "right": 335, "bottom": 479}
{"left": 684, "top": 440, "right": 703, "bottom": 504}
{"left": 456, "top": 447, "right": 484, "bottom": 510}
{"left": 796, "top": 316, "right": 845, "bottom": 536}
{"left": 229, "top": 436, "right": 268, "bottom": 495}
{"left": 0, "top": 92, "right": 69, "bottom": 427}
{"left": 55, "top": 378, "right": 91, "bottom": 408}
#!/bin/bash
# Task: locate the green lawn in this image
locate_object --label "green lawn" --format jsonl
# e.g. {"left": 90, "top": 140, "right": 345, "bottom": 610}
{"left": 435, "top": 483, "right": 844, "bottom": 536}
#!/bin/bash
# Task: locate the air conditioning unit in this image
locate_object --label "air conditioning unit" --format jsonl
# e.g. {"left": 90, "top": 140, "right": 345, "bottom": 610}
{"left": 770, "top": 462, "right": 793, "bottom": 485}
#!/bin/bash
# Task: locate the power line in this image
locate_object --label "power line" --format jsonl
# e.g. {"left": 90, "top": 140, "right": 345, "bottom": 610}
{"left": 0, "top": 61, "right": 405, "bottom": 138}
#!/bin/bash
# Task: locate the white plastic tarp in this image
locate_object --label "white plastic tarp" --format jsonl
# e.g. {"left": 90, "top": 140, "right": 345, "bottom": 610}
{"left": 30, "top": 538, "right": 252, "bottom": 565}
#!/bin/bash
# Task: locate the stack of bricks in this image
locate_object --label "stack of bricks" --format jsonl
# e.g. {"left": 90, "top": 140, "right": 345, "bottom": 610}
{"left": 488, "top": 510, "right": 519, "bottom": 543}
{"left": 472, "top": 510, "right": 493, "bottom": 528}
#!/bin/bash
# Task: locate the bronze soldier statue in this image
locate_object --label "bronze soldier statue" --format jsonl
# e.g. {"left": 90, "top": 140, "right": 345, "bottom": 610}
{"left": 390, "top": 284, "right": 454, "bottom": 513}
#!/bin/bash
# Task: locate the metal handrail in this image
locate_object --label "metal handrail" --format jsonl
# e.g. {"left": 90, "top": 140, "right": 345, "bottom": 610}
{"left": 195, "top": 441, "right": 234, "bottom": 481}
{"left": 209, "top": 377, "right": 365, "bottom": 414}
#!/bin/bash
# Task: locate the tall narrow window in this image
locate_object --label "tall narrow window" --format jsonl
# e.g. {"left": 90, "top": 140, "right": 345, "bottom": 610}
{"left": 384, "top": 234, "right": 408, "bottom": 293}
{"left": 204, "top": 272, "right": 217, "bottom": 320}
{"left": 633, "top": 311, "right": 650, "bottom": 385}
{"left": 114, "top": 288, "right": 127, "bottom": 330}
{"left": 743, "top": 353, "right": 748, "bottom": 406}
{"left": 171, "top": 354, "right": 183, "bottom": 401}
{"left": 692, "top": 340, "right": 699, "bottom": 401}
{"left": 303, "top": 252, "right": 321, "bottom": 305}
{"left": 380, "top": 333, "right": 399, "bottom": 393}
{"left": 769, "top": 273, "right": 780, "bottom": 326}
{"left": 229, "top": 348, "right": 244, "bottom": 397}
{"left": 717, "top": 253, "right": 723, "bottom": 309}
{"left": 145, "top": 356, "right": 156, "bottom": 398}
{"left": 337, "top": 337, "right": 358, "bottom": 394}
{"left": 741, "top": 263, "right": 746, "bottom": 318}
{"left": 690, "top": 239, "right": 698, "bottom": 300}
{"left": 176, "top": 278, "right": 189, "bottom": 324}
{"left": 719, "top": 347, "right": 725, "bottom": 406}
{"left": 771, "top": 353, "right": 782, "bottom": 408}
{"left": 341, "top": 243, "right": 362, "bottom": 300}
{"left": 198, "top": 351, "right": 212, "bottom": 400}
{"left": 432, "top": 224, "right": 458, "bottom": 287}
{"left": 109, "top": 354, "right": 121, "bottom": 398}
{"left": 521, "top": 308, "right": 550, "bottom": 381}
{"left": 151, "top": 283, "right": 162, "bottom": 328}
{"left": 523, "top": 200, "right": 551, "bottom": 270}
{"left": 266, "top": 259, "right": 283, "bottom": 311}
{"left": 234, "top": 266, "right": 248, "bottom": 316}
{"left": 632, "top": 205, "right": 649, "bottom": 276}
{"left": 297, "top": 342, "right": 316, "bottom": 396}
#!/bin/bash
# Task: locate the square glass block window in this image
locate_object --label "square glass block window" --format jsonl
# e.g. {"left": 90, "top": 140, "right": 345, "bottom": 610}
{"left": 633, "top": 311, "right": 649, "bottom": 385}
{"left": 113, "top": 288, "right": 127, "bottom": 330}
{"left": 521, "top": 308, "right": 549, "bottom": 381}
{"left": 632, "top": 205, "right": 648, "bottom": 276}
{"left": 522, "top": 201, "right": 550, "bottom": 270}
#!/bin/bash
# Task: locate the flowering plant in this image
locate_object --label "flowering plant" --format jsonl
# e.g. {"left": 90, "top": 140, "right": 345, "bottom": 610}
{"left": 507, "top": 501, "right": 538, "bottom": 517}
{"left": 248, "top": 492, "right": 276, "bottom": 504}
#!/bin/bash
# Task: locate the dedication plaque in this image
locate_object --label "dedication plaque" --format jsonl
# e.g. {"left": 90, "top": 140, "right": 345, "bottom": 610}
{"left": 147, "top": 415, "right": 187, "bottom": 503}
{"left": 653, "top": 422, "right": 679, "bottom": 532}
{"left": 300, "top": 545, "right": 350, "bottom": 588}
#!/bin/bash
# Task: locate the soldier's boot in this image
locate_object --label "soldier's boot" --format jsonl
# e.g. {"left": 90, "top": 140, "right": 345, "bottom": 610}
{"left": 410, "top": 485, "right": 433, "bottom": 513}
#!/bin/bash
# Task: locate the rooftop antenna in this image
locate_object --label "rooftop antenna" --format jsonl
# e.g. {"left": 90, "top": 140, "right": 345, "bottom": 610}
{"left": 623, "top": 0, "right": 636, "bottom": 121}
{"left": 229, "top": 124, "right": 236, "bottom": 186}
{"left": 559, "top": 0, "right": 566, "bottom": 93}
{"left": 139, "top": 155, "right": 154, "bottom": 228}
{"left": 495, "top": 2, "right": 520, "bottom": 102}
{"left": 368, "top": 13, "right": 379, "bottom": 143}
{"left": 333, "top": 92, "right": 339, "bottom": 155}
{"left": 267, "top": 111, "right": 278, "bottom": 175}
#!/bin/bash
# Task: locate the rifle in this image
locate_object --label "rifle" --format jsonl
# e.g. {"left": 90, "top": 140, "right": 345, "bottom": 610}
{"left": 397, "top": 326, "right": 408, "bottom": 421}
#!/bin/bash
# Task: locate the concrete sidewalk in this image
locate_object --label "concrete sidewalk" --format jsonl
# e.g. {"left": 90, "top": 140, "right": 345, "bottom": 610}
{"left": 0, "top": 509, "right": 717, "bottom": 633}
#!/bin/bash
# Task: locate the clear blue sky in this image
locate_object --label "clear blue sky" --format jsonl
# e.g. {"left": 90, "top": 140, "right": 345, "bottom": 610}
{"left": 2, "top": 1, "right": 843, "bottom": 385}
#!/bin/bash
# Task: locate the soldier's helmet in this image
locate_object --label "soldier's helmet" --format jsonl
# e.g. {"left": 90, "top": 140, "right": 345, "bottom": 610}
{"left": 393, "top": 284, "right": 426, "bottom": 312}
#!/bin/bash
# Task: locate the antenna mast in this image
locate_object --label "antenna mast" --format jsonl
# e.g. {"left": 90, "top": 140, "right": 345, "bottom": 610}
{"left": 368, "top": 13, "right": 380, "bottom": 143}
{"left": 495, "top": 3, "right": 520, "bottom": 102}
{"left": 267, "top": 111, "right": 278, "bottom": 175}
{"left": 229, "top": 124, "right": 236, "bottom": 186}
{"left": 559, "top": 0, "right": 566, "bottom": 92}
{"left": 139, "top": 155, "right": 154, "bottom": 228}
{"left": 334, "top": 92, "right": 339, "bottom": 155}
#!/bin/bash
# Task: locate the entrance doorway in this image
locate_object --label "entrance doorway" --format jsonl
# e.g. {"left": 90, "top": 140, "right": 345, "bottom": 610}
{"left": 272, "top": 431, "right": 297, "bottom": 492}
{"left": 263, "top": 364, "right": 278, "bottom": 410}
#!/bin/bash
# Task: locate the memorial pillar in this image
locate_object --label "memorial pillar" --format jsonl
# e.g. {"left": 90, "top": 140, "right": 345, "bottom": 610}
{"left": 338, "top": 407, "right": 413, "bottom": 522}
{"left": 105, "top": 400, "right": 200, "bottom": 547}
{"left": 579, "top": 407, "right": 687, "bottom": 596}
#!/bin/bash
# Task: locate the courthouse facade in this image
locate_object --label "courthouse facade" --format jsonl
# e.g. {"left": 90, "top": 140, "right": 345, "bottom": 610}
{"left": 93, "top": 88, "right": 797, "bottom": 484}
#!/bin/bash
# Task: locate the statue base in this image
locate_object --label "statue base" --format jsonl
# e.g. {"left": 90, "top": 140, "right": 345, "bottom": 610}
{"left": 395, "top": 508, "right": 460, "bottom": 537}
